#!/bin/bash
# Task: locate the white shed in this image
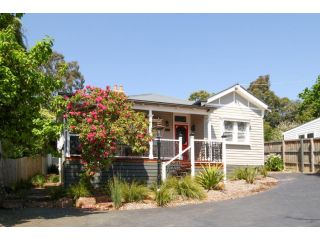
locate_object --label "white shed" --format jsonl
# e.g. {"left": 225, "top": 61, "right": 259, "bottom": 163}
{"left": 283, "top": 117, "right": 320, "bottom": 140}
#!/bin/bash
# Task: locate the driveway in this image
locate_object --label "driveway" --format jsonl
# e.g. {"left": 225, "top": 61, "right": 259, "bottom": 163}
{"left": 1, "top": 173, "right": 320, "bottom": 227}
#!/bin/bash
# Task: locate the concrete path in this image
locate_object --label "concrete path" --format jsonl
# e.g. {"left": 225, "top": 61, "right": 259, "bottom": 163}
{"left": 1, "top": 173, "right": 320, "bottom": 227}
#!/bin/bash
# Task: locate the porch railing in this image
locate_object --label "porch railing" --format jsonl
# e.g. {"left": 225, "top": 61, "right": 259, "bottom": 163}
{"left": 193, "top": 139, "right": 223, "bottom": 162}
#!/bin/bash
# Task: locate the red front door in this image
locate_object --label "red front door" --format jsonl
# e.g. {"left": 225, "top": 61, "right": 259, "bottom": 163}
{"left": 175, "top": 124, "right": 189, "bottom": 160}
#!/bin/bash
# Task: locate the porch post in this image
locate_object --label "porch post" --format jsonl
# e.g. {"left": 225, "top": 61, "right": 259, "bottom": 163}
{"left": 178, "top": 136, "right": 183, "bottom": 160}
{"left": 190, "top": 135, "right": 195, "bottom": 177}
{"left": 148, "top": 109, "right": 153, "bottom": 159}
{"left": 222, "top": 137, "right": 227, "bottom": 182}
{"left": 207, "top": 116, "right": 212, "bottom": 161}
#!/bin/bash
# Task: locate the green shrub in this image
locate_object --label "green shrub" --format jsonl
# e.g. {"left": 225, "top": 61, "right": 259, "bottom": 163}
{"left": 196, "top": 166, "right": 224, "bottom": 190}
{"left": 257, "top": 166, "right": 268, "bottom": 178}
{"left": 265, "top": 154, "right": 284, "bottom": 171}
{"left": 155, "top": 185, "right": 178, "bottom": 207}
{"left": 123, "top": 181, "right": 150, "bottom": 203}
{"left": 68, "top": 182, "right": 91, "bottom": 200}
{"left": 232, "top": 167, "right": 258, "bottom": 184}
{"left": 107, "top": 177, "right": 124, "bottom": 209}
{"left": 49, "top": 186, "right": 67, "bottom": 200}
{"left": 47, "top": 174, "right": 60, "bottom": 183}
{"left": 176, "top": 176, "right": 206, "bottom": 200}
{"left": 31, "top": 174, "right": 46, "bottom": 188}
{"left": 12, "top": 179, "right": 32, "bottom": 192}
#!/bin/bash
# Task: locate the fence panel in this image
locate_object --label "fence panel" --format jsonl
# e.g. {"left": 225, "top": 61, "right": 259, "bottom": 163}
{"left": 2, "top": 155, "right": 46, "bottom": 186}
{"left": 264, "top": 138, "right": 320, "bottom": 173}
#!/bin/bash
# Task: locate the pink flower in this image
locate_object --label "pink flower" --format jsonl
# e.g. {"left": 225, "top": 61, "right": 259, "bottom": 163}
{"left": 67, "top": 103, "right": 72, "bottom": 110}
{"left": 96, "top": 96, "right": 103, "bottom": 103}
{"left": 87, "top": 118, "right": 93, "bottom": 123}
{"left": 70, "top": 125, "right": 76, "bottom": 130}
{"left": 86, "top": 85, "right": 91, "bottom": 89}
{"left": 98, "top": 103, "right": 106, "bottom": 110}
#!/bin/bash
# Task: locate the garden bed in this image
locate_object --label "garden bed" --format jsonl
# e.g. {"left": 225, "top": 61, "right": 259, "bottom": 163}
{"left": 80, "top": 176, "right": 278, "bottom": 211}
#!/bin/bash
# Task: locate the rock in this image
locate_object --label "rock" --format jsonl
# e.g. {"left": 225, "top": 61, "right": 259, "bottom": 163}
{"left": 95, "top": 196, "right": 109, "bottom": 203}
{"left": 76, "top": 197, "right": 96, "bottom": 208}
{"left": 1, "top": 200, "right": 23, "bottom": 209}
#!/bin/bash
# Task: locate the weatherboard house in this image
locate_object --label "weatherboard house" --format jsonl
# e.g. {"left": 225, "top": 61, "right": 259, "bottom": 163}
{"left": 283, "top": 117, "right": 320, "bottom": 140}
{"left": 63, "top": 84, "right": 268, "bottom": 186}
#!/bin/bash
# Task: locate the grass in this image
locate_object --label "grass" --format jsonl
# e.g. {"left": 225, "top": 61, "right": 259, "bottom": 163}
{"left": 68, "top": 182, "right": 91, "bottom": 200}
{"left": 31, "top": 174, "right": 46, "bottom": 188}
{"left": 49, "top": 186, "right": 67, "bottom": 200}
{"left": 107, "top": 177, "right": 124, "bottom": 209}
{"left": 196, "top": 165, "right": 224, "bottom": 190}
{"left": 176, "top": 176, "right": 206, "bottom": 200}
{"left": 46, "top": 174, "right": 60, "bottom": 183}
{"left": 232, "top": 167, "right": 258, "bottom": 184}
{"left": 122, "top": 181, "right": 150, "bottom": 203}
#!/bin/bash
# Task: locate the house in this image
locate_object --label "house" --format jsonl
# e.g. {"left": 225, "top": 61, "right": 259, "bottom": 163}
{"left": 283, "top": 117, "right": 320, "bottom": 140}
{"left": 62, "top": 84, "right": 268, "bottom": 186}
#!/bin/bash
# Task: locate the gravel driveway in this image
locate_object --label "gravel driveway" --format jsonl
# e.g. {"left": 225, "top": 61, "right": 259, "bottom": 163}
{"left": 1, "top": 173, "right": 320, "bottom": 227}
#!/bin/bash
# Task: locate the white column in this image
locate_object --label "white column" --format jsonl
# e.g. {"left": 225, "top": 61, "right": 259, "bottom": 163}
{"left": 222, "top": 137, "right": 227, "bottom": 182}
{"left": 190, "top": 135, "right": 195, "bottom": 177}
{"left": 207, "top": 116, "right": 212, "bottom": 141}
{"left": 178, "top": 136, "right": 183, "bottom": 160}
{"left": 161, "top": 162, "right": 166, "bottom": 181}
{"left": 148, "top": 109, "right": 153, "bottom": 159}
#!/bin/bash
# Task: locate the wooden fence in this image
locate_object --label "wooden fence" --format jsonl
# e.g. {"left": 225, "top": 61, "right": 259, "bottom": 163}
{"left": 264, "top": 138, "right": 320, "bottom": 173}
{"left": 1, "top": 155, "right": 47, "bottom": 186}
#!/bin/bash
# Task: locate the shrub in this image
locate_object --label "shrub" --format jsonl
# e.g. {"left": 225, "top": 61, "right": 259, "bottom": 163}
{"left": 196, "top": 165, "right": 224, "bottom": 190}
{"left": 257, "top": 166, "right": 268, "bottom": 178}
{"left": 122, "top": 181, "right": 150, "bottom": 203}
{"left": 49, "top": 186, "right": 67, "bottom": 200}
{"left": 265, "top": 154, "right": 284, "bottom": 171}
{"left": 107, "top": 177, "right": 124, "bottom": 209}
{"left": 12, "top": 179, "right": 32, "bottom": 192}
{"left": 68, "top": 183, "right": 91, "bottom": 200}
{"left": 155, "top": 185, "right": 178, "bottom": 207}
{"left": 31, "top": 174, "right": 46, "bottom": 188}
{"left": 47, "top": 164, "right": 59, "bottom": 174}
{"left": 47, "top": 174, "right": 60, "bottom": 183}
{"left": 176, "top": 176, "right": 206, "bottom": 200}
{"left": 232, "top": 167, "right": 258, "bottom": 184}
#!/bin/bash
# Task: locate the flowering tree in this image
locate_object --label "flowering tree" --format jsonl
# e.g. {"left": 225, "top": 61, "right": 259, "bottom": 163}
{"left": 66, "top": 86, "right": 151, "bottom": 173}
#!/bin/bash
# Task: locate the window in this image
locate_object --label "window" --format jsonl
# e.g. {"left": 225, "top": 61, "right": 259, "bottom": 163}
{"left": 69, "top": 134, "right": 81, "bottom": 155}
{"left": 223, "top": 121, "right": 250, "bottom": 144}
{"left": 299, "top": 134, "right": 305, "bottom": 139}
{"left": 175, "top": 116, "right": 187, "bottom": 122}
{"left": 307, "top": 133, "right": 314, "bottom": 139}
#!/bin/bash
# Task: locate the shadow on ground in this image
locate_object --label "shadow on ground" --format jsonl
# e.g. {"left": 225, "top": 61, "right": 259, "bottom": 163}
{"left": 0, "top": 208, "right": 104, "bottom": 227}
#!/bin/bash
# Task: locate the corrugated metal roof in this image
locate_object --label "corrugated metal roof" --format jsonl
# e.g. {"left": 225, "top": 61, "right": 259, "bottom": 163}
{"left": 128, "top": 93, "right": 196, "bottom": 106}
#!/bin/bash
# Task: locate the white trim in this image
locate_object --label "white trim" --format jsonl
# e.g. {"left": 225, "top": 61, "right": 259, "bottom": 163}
{"left": 133, "top": 103, "right": 208, "bottom": 115}
{"left": 207, "top": 84, "right": 268, "bottom": 110}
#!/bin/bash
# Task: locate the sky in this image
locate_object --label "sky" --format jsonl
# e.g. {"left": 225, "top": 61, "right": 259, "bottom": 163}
{"left": 22, "top": 14, "right": 320, "bottom": 100}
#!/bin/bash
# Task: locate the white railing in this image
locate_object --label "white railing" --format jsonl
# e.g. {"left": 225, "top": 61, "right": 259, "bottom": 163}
{"left": 161, "top": 136, "right": 226, "bottom": 182}
{"left": 193, "top": 139, "right": 223, "bottom": 162}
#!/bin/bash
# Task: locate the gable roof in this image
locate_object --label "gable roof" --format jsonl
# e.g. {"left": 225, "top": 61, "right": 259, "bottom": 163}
{"left": 128, "top": 93, "right": 199, "bottom": 107}
{"left": 283, "top": 117, "right": 320, "bottom": 135}
{"left": 206, "top": 84, "right": 269, "bottom": 110}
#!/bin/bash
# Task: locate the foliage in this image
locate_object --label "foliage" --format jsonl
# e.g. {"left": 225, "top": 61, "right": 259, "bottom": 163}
{"left": 31, "top": 174, "right": 46, "bottom": 188}
{"left": 196, "top": 165, "right": 224, "bottom": 190}
{"left": 122, "top": 181, "right": 150, "bottom": 203}
{"left": 0, "top": 13, "right": 64, "bottom": 158}
{"left": 155, "top": 184, "right": 178, "bottom": 207}
{"left": 68, "top": 182, "right": 91, "bottom": 200}
{"left": 256, "top": 166, "right": 268, "bottom": 178}
{"left": 107, "top": 177, "right": 124, "bottom": 209}
{"left": 11, "top": 179, "right": 32, "bottom": 192}
{"left": 46, "top": 174, "right": 59, "bottom": 183}
{"left": 42, "top": 51, "right": 85, "bottom": 94}
{"left": 176, "top": 176, "right": 205, "bottom": 200}
{"left": 66, "top": 86, "right": 151, "bottom": 172}
{"left": 47, "top": 164, "right": 59, "bottom": 174}
{"left": 188, "top": 90, "right": 214, "bottom": 101}
{"left": 232, "top": 167, "right": 257, "bottom": 184}
{"left": 298, "top": 75, "right": 320, "bottom": 122}
{"left": 265, "top": 154, "right": 284, "bottom": 171}
{"left": 49, "top": 186, "right": 66, "bottom": 200}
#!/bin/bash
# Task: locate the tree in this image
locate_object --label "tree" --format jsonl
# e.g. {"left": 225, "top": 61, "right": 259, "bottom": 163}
{"left": 0, "top": 13, "right": 63, "bottom": 157}
{"left": 65, "top": 86, "right": 151, "bottom": 173}
{"left": 298, "top": 75, "right": 320, "bottom": 122}
{"left": 188, "top": 90, "right": 214, "bottom": 101}
{"left": 42, "top": 52, "right": 85, "bottom": 94}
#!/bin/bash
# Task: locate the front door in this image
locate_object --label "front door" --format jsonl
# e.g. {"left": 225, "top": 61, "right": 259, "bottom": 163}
{"left": 175, "top": 124, "right": 189, "bottom": 160}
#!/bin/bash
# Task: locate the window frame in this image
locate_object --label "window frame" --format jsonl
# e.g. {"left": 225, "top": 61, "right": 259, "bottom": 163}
{"left": 222, "top": 119, "right": 250, "bottom": 145}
